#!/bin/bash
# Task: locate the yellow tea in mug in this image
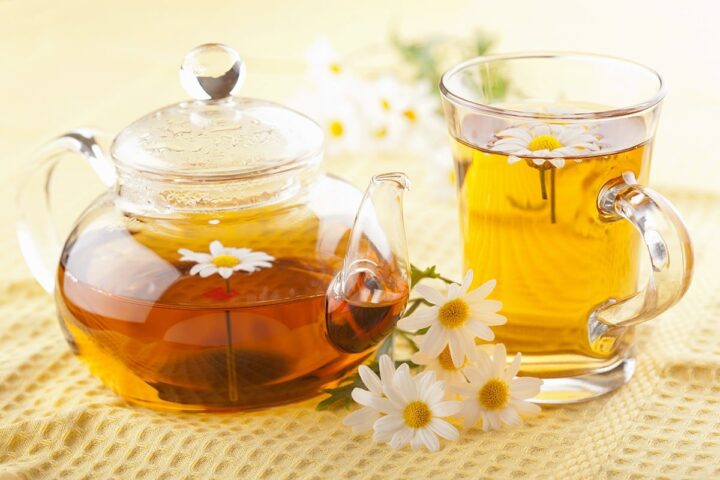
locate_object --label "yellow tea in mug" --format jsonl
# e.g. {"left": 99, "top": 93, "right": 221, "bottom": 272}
{"left": 451, "top": 114, "right": 650, "bottom": 378}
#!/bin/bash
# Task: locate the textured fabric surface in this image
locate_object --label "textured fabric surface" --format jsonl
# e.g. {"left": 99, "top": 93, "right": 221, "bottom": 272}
{"left": 2, "top": 1, "right": 720, "bottom": 477}
{"left": 1, "top": 147, "right": 719, "bottom": 479}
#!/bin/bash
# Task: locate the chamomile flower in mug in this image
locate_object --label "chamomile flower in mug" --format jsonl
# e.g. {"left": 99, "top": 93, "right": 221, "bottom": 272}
{"left": 398, "top": 270, "right": 506, "bottom": 368}
{"left": 491, "top": 123, "right": 600, "bottom": 168}
{"left": 455, "top": 344, "right": 542, "bottom": 431}
{"left": 178, "top": 241, "right": 274, "bottom": 279}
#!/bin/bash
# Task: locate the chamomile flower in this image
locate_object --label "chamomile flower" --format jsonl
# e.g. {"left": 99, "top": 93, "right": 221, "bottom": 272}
{"left": 291, "top": 88, "right": 364, "bottom": 155}
{"left": 344, "top": 355, "right": 403, "bottom": 434}
{"left": 455, "top": 344, "right": 542, "bottom": 431}
{"left": 305, "top": 35, "right": 348, "bottom": 85}
{"left": 491, "top": 123, "right": 600, "bottom": 168}
{"left": 373, "top": 368, "right": 461, "bottom": 452}
{"left": 397, "top": 270, "right": 506, "bottom": 368}
{"left": 178, "top": 241, "right": 274, "bottom": 279}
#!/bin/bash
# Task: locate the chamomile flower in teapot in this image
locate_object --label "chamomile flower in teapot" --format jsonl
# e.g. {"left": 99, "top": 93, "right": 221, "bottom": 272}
{"left": 16, "top": 44, "right": 410, "bottom": 411}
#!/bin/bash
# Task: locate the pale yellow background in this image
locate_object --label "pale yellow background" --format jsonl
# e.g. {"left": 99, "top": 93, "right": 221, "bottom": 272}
{"left": 1, "top": 1, "right": 720, "bottom": 479}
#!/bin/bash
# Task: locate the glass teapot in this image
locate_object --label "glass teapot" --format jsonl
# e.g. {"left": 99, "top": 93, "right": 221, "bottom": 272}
{"left": 16, "top": 44, "right": 410, "bottom": 411}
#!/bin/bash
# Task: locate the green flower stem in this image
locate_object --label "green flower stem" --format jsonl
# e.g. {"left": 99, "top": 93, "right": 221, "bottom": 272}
{"left": 224, "top": 278, "right": 238, "bottom": 402}
{"left": 550, "top": 168, "right": 556, "bottom": 223}
{"left": 540, "top": 168, "right": 548, "bottom": 200}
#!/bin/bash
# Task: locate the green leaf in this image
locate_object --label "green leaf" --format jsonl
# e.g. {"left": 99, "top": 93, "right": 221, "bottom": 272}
{"left": 410, "top": 264, "right": 455, "bottom": 287}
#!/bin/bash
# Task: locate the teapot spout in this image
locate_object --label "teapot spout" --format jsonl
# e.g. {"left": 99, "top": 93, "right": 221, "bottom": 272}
{"left": 326, "top": 173, "right": 411, "bottom": 353}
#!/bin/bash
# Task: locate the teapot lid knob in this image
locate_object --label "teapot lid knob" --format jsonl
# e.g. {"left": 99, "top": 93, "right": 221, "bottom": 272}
{"left": 179, "top": 43, "right": 246, "bottom": 100}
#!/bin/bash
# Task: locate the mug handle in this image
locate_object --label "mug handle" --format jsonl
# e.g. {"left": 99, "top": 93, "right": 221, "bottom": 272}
{"left": 588, "top": 171, "right": 694, "bottom": 352}
{"left": 16, "top": 129, "right": 114, "bottom": 293}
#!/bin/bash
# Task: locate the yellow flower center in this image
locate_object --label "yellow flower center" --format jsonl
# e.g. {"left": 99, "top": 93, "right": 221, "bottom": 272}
{"left": 403, "top": 109, "right": 417, "bottom": 122}
{"left": 403, "top": 400, "right": 432, "bottom": 429}
{"left": 329, "top": 63, "right": 342, "bottom": 74}
{"left": 527, "top": 134, "right": 563, "bottom": 152}
{"left": 211, "top": 255, "right": 240, "bottom": 268}
{"left": 373, "top": 127, "right": 388, "bottom": 138}
{"left": 438, "top": 298, "right": 470, "bottom": 329}
{"left": 329, "top": 120, "right": 344, "bottom": 138}
{"left": 381, "top": 99, "right": 391, "bottom": 111}
{"left": 437, "top": 347, "right": 464, "bottom": 371}
{"left": 478, "top": 378, "right": 510, "bottom": 410}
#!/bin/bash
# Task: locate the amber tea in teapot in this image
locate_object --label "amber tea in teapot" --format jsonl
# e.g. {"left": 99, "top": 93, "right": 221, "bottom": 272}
{"left": 18, "top": 44, "right": 411, "bottom": 411}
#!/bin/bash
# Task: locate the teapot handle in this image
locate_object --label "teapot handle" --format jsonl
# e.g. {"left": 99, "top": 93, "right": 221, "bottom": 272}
{"left": 16, "top": 130, "right": 115, "bottom": 293}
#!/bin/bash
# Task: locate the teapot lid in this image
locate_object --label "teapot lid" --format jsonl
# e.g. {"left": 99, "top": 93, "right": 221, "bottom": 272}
{"left": 112, "top": 44, "right": 324, "bottom": 179}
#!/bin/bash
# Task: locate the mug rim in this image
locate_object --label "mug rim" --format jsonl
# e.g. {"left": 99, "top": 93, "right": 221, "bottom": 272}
{"left": 439, "top": 52, "right": 666, "bottom": 120}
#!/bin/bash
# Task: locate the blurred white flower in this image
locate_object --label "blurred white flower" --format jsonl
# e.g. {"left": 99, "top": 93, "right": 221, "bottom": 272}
{"left": 291, "top": 88, "right": 364, "bottom": 155}
{"left": 305, "top": 35, "right": 350, "bottom": 86}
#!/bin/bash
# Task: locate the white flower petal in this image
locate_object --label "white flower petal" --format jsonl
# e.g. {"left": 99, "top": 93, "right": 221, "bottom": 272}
{"left": 510, "top": 398, "right": 542, "bottom": 417}
{"left": 218, "top": 267, "right": 234, "bottom": 279}
{"left": 373, "top": 428, "right": 395, "bottom": 443}
{"left": 460, "top": 332, "right": 479, "bottom": 362}
{"left": 496, "top": 127, "right": 533, "bottom": 141}
{"left": 395, "top": 368, "right": 418, "bottom": 402}
{"left": 473, "top": 350, "right": 494, "bottom": 379}
{"left": 414, "top": 284, "right": 446, "bottom": 306}
{"left": 471, "top": 311, "right": 507, "bottom": 326}
{"left": 492, "top": 344, "right": 507, "bottom": 376}
{"left": 379, "top": 355, "right": 395, "bottom": 384}
{"left": 390, "top": 428, "right": 413, "bottom": 449}
{"left": 462, "top": 365, "right": 484, "bottom": 385}
{"left": 464, "top": 279, "right": 496, "bottom": 303}
{"left": 343, "top": 407, "right": 379, "bottom": 433}
{"left": 510, "top": 377, "right": 543, "bottom": 399}
{"left": 447, "top": 282, "right": 462, "bottom": 300}
{"left": 460, "top": 401, "right": 481, "bottom": 428}
{"left": 373, "top": 414, "right": 404, "bottom": 433}
{"left": 447, "top": 332, "right": 466, "bottom": 368}
{"left": 198, "top": 265, "right": 218, "bottom": 278}
{"left": 465, "top": 319, "right": 495, "bottom": 341}
{"left": 494, "top": 137, "right": 528, "bottom": 146}
{"left": 533, "top": 125, "right": 551, "bottom": 136}
{"left": 189, "top": 263, "right": 207, "bottom": 275}
{"left": 507, "top": 155, "right": 522, "bottom": 164}
{"left": 419, "top": 325, "right": 448, "bottom": 358}
{"left": 417, "top": 428, "right": 440, "bottom": 452}
{"left": 499, "top": 406, "right": 522, "bottom": 426}
{"left": 493, "top": 143, "right": 525, "bottom": 153}
{"left": 421, "top": 380, "right": 445, "bottom": 406}
{"left": 209, "top": 240, "right": 224, "bottom": 256}
{"left": 483, "top": 411, "right": 502, "bottom": 431}
{"left": 459, "top": 270, "right": 473, "bottom": 295}
{"left": 416, "top": 370, "right": 436, "bottom": 394}
{"left": 431, "top": 401, "right": 462, "bottom": 417}
{"left": 549, "top": 158, "right": 565, "bottom": 168}
{"left": 505, "top": 353, "right": 522, "bottom": 381}
{"left": 358, "top": 365, "right": 383, "bottom": 396}
{"left": 397, "top": 306, "right": 437, "bottom": 331}
{"left": 428, "top": 418, "right": 459, "bottom": 441}
{"left": 350, "top": 388, "right": 375, "bottom": 406}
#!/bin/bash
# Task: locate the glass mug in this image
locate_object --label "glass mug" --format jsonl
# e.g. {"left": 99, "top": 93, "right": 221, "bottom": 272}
{"left": 439, "top": 53, "right": 693, "bottom": 403}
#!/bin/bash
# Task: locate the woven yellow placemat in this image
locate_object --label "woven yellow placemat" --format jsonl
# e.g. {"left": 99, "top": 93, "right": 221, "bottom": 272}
{"left": 1, "top": 152, "right": 719, "bottom": 479}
